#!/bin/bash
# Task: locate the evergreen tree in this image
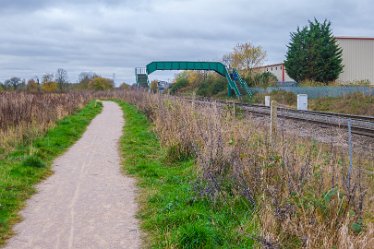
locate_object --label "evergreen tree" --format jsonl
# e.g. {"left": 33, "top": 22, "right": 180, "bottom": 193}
{"left": 284, "top": 19, "right": 343, "bottom": 83}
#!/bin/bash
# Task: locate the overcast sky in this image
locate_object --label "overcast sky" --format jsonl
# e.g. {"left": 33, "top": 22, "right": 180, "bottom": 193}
{"left": 0, "top": 0, "right": 373, "bottom": 85}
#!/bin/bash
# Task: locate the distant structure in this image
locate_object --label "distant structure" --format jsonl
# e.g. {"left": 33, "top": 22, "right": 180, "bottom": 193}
{"left": 254, "top": 63, "right": 293, "bottom": 83}
{"left": 157, "top": 80, "right": 171, "bottom": 93}
{"left": 136, "top": 61, "right": 253, "bottom": 98}
{"left": 335, "top": 37, "right": 374, "bottom": 84}
{"left": 255, "top": 37, "right": 374, "bottom": 84}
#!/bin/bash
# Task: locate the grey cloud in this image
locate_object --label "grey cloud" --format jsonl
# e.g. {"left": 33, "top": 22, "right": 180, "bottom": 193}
{"left": 0, "top": 0, "right": 373, "bottom": 84}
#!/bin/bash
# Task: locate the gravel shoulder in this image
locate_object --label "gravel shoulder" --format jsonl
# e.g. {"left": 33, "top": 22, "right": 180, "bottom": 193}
{"left": 3, "top": 101, "right": 141, "bottom": 249}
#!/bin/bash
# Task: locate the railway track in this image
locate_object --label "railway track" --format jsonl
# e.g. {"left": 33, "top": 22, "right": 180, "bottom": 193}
{"left": 187, "top": 98, "right": 374, "bottom": 138}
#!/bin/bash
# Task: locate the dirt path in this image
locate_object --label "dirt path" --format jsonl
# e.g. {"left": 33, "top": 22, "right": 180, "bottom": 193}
{"left": 4, "top": 101, "right": 141, "bottom": 249}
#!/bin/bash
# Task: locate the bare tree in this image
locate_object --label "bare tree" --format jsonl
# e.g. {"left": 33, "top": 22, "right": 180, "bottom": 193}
{"left": 42, "top": 73, "right": 54, "bottom": 84}
{"left": 78, "top": 72, "right": 98, "bottom": 89}
{"left": 222, "top": 54, "right": 232, "bottom": 68}
{"left": 56, "top": 68, "right": 68, "bottom": 92}
{"left": 34, "top": 75, "right": 40, "bottom": 85}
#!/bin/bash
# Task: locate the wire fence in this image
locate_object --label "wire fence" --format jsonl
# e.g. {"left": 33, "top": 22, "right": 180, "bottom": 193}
{"left": 251, "top": 86, "right": 374, "bottom": 98}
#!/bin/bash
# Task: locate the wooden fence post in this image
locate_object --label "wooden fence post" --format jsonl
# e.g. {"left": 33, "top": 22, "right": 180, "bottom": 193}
{"left": 192, "top": 92, "right": 196, "bottom": 110}
{"left": 270, "top": 100, "right": 278, "bottom": 143}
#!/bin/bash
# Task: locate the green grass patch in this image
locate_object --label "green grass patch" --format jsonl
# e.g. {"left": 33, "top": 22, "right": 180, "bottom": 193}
{"left": 0, "top": 100, "right": 102, "bottom": 245}
{"left": 118, "top": 101, "right": 255, "bottom": 248}
{"left": 309, "top": 92, "right": 374, "bottom": 116}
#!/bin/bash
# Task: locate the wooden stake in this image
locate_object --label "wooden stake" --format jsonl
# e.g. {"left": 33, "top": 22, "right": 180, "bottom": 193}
{"left": 270, "top": 100, "right": 278, "bottom": 143}
{"left": 192, "top": 92, "right": 196, "bottom": 110}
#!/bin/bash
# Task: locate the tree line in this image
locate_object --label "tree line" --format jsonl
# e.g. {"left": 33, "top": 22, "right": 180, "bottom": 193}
{"left": 0, "top": 69, "right": 123, "bottom": 92}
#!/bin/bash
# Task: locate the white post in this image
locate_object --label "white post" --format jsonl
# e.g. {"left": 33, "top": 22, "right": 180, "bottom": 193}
{"left": 297, "top": 94, "right": 308, "bottom": 111}
{"left": 265, "top": 96, "right": 271, "bottom": 107}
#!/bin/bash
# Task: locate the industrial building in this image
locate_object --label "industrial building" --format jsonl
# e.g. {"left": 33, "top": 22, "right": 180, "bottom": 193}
{"left": 257, "top": 37, "right": 374, "bottom": 84}
{"left": 254, "top": 63, "right": 293, "bottom": 82}
{"left": 336, "top": 37, "right": 374, "bottom": 84}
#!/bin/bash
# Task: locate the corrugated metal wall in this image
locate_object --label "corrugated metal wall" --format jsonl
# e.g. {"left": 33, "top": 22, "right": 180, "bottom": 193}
{"left": 337, "top": 38, "right": 374, "bottom": 84}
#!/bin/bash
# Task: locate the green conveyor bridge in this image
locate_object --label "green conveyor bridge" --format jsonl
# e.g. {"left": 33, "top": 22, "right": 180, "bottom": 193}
{"left": 135, "top": 61, "right": 252, "bottom": 98}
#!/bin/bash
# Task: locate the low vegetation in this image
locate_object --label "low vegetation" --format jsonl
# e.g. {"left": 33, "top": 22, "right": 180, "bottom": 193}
{"left": 0, "top": 101, "right": 102, "bottom": 245}
{"left": 309, "top": 93, "right": 374, "bottom": 115}
{"left": 169, "top": 71, "right": 227, "bottom": 97}
{"left": 298, "top": 79, "right": 372, "bottom": 86}
{"left": 169, "top": 70, "right": 277, "bottom": 98}
{"left": 0, "top": 70, "right": 114, "bottom": 93}
{"left": 252, "top": 90, "right": 297, "bottom": 107}
{"left": 252, "top": 91, "right": 374, "bottom": 116}
{"left": 107, "top": 90, "right": 373, "bottom": 248}
{"left": 0, "top": 92, "right": 93, "bottom": 156}
{"left": 118, "top": 101, "right": 255, "bottom": 248}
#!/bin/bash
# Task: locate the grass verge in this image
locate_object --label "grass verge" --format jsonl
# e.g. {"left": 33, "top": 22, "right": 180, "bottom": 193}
{"left": 0, "top": 100, "right": 102, "bottom": 246}
{"left": 118, "top": 101, "right": 255, "bottom": 248}
{"left": 309, "top": 93, "right": 374, "bottom": 115}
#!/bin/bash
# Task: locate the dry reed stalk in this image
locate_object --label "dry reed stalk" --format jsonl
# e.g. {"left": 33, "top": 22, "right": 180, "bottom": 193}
{"left": 0, "top": 92, "right": 93, "bottom": 155}
{"left": 95, "top": 90, "right": 374, "bottom": 248}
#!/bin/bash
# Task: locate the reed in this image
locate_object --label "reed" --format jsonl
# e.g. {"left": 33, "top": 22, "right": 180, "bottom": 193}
{"left": 0, "top": 92, "right": 93, "bottom": 155}
{"left": 101, "top": 90, "right": 373, "bottom": 248}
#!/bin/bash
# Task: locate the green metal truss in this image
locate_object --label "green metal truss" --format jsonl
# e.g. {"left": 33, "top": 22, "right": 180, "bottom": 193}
{"left": 140, "top": 61, "right": 251, "bottom": 98}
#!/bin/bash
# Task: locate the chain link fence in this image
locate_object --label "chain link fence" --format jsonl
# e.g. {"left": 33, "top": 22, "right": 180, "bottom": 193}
{"left": 251, "top": 85, "right": 374, "bottom": 99}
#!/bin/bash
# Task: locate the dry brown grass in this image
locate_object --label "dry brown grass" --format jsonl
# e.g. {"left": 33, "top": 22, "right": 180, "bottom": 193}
{"left": 0, "top": 92, "right": 93, "bottom": 155}
{"left": 98, "top": 90, "right": 374, "bottom": 248}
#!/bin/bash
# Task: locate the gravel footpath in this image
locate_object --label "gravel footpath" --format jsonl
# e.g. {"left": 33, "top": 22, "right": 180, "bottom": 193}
{"left": 3, "top": 101, "right": 141, "bottom": 249}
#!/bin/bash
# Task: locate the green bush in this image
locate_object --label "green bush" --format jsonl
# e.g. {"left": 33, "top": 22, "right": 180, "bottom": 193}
{"left": 245, "top": 72, "right": 277, "bottom": 87}
{"left": 196, "top": 77, "right": 226, "bottom": 97}
{"left": 170, "top": 78, "right": 189, "bottom": 94}
{"left": 196, "top": 82, "right": 209, "bottom": 96}
{"left": 210, "top": 78, "right": 226, "bottom": 95}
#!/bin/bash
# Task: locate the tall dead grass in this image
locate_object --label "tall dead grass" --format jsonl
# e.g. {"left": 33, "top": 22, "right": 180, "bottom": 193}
{"left": 0, "top": 92, "right": 93, "bottom": 155}
{"left": 100, "top": 90, "right": 373, "bottom": 248}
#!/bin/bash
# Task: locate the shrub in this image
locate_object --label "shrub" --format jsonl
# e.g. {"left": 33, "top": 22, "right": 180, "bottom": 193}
{"left": 299, "top": 80, "right": 330, "bottom": 86}
{"left": 210, "top": 77, "right": 226, "bottom": 95}
{"left": 195, "top": 75, "right": 226, "bottom": 97}
{"left": 119, "top": 82, "right": 131, "bottom": 90}
{"left": 245, "top": 71, "right": 277, "bottom": 87}
{"left": 196, "top": 82, "right": 209, "bottom": 96}
{"left": 170, "top": 77, "right": 188, "bottom": 94}
{"left": 88, "top": 77, "right": 114, "bottom": 91}
{"left": 41, "top": 82, "right": 58, "bottom": 92}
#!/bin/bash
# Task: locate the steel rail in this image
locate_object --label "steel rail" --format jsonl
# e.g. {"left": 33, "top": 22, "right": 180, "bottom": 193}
{"left": 184, "top": 98, "right": 374, "bottom": 138}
